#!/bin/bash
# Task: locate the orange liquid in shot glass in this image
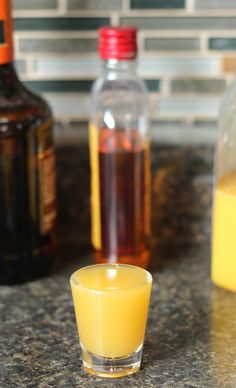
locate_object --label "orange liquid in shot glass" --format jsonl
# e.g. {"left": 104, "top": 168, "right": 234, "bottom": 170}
{"left": 71, "top": 264, "right": 152, "bottom": 358}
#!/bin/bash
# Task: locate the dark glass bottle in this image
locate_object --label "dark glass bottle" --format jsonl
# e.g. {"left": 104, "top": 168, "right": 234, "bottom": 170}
{"left": 0, "top": 0, "right": 56, "bottom": 284}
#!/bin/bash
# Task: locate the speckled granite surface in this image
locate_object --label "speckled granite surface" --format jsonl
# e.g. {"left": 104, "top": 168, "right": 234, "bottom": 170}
{"left": 1, "top": 143, "right": 236, "bottom": 388}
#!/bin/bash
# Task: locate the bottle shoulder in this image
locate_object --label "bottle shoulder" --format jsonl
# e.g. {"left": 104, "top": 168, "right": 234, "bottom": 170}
{"left": 219, "top": 81, "right": 236, "bottom": 121}
{"left": 90, "top": 74, "right": 149, "bottom": 134}
{"left": 91, "top": 72, "right": 148, "bottom": 97}
{"left": 0, "top": 64, "right": 52, "bottom": 120}
{"left": 90, "top": 73, "right": 148, "bottom": 119}
{"left": 0, "top": 82, "right": 51, "bottom": 116}
{"left": 215, "top": 80, "right": 236, "bottom": 164}
{"left": 0, "top": 67, "right": 53, "bottom": 138}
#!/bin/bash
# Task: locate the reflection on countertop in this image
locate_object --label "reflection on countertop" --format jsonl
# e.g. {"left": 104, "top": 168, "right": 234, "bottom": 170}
{"left": 1, "top": 141, "right": 236, "bottom": 388}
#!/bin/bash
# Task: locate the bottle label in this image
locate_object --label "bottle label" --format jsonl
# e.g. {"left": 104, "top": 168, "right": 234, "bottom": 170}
{"left": 38, "top": 146, "right": 57, "bottom": 235}
{"left": 89, "top": 123, "right": 101, "bottom": 250}
{"left": 0, "top": 0, "right": 13, "bottom": 64}
{"left": 0, "top": 120, "right": 56, "bottom": 244}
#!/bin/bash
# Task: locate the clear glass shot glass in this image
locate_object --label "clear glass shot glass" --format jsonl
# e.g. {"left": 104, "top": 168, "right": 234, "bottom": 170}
{"left": 70, "top": 263, "right": 152, "bottom": 378}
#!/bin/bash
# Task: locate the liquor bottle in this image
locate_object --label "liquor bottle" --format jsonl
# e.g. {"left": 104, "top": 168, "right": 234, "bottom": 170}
{"left": 0, "top": 0, "right": 56, "bottom": 284}
{"left": 211, "top": 79, "right": 236, "bottom": 293}
{"left": 89, "top": 26, "right": 151, "bottom": 268}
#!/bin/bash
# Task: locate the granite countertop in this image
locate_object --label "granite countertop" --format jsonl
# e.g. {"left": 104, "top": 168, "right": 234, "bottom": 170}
{"left": 1, "top": 142, "right": 236, "bottom": 388}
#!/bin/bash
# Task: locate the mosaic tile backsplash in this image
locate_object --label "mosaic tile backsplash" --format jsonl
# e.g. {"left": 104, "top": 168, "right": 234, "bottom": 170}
{"left": 12, "top": 0, "right": 236, "bottom": 131}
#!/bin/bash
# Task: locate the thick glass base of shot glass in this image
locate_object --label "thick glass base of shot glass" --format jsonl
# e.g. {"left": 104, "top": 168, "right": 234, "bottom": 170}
{"left": 81, "top": 344, "right": 143, "bottom": 378}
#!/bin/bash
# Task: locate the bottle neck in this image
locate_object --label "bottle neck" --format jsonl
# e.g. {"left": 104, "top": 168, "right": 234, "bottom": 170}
{"left": 0, "top": 0, "right": 14, "bottom": 65}
{"left": 102, "top": 59, "right": 136, "bottom": 74}
{"left": 0, "top": 63, "right": 22, "bottom": 99}
{"left": 0, "top": 62, "right": 17, "bottom": 82}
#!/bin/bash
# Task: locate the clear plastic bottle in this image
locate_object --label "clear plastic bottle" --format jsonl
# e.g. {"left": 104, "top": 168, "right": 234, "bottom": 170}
{"left": 89, "top": 26, "right": 151, "bottom": 268}
{"left": 212, "top": 81, "right": 236, "bottom": 292}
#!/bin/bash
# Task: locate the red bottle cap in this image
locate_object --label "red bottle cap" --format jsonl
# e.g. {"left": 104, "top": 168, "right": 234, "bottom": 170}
{"left": 98, "top": 26, "right": 137, "bottom": 60}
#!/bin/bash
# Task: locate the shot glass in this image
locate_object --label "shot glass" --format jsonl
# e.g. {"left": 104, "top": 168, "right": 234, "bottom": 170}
{"left": 70, "top": 263, "right": 152, "bottom": 378}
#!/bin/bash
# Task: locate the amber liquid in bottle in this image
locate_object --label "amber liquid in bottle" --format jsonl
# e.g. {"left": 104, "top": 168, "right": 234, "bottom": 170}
{"left": 94, "top": 128, "right": 150, "bottom": 268}
{"left": 0, "top": 65, "right": 57, "bottom": 285}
